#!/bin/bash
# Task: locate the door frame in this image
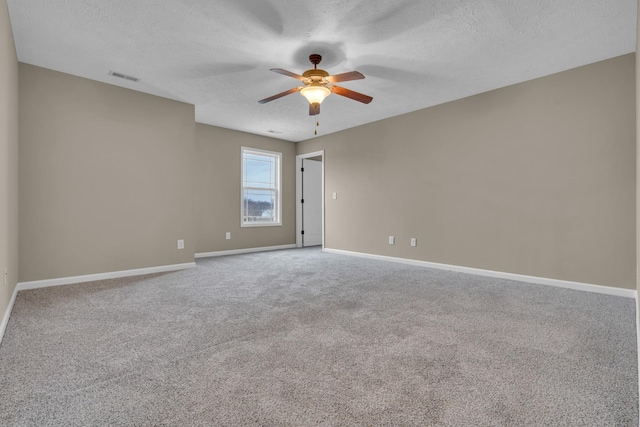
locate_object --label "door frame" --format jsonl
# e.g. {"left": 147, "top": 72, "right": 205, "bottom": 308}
{"left": 296, "top": 150, "right": 325, "bottom": 248}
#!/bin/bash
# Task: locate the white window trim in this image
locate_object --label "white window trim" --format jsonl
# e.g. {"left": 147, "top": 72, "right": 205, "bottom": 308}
{"left": 241, "top": 147, "right": 282, "bottom": 227}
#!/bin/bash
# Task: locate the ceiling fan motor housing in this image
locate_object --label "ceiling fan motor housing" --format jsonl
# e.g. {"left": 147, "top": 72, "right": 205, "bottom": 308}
{"left": 302, "top": 68, "right": 329, "bottom": 86}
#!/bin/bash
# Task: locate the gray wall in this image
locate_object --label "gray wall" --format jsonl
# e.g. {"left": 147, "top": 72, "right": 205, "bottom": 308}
{"left": 19, "top": 64, "right": 196, "bottom": 282}
{"left": 194, "top": 123, "right": 296, "bottom": 253}
{"left": 0, "top": 0, "right": 18, "bottom": 319}
{"left": 298, "top": 54, "right": 636, "bottom": 290}
{"left": 631, "top": 0, "right": 639, "bottom": 406}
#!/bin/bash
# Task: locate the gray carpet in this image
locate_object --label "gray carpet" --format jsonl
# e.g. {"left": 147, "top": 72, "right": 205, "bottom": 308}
{"left": 0, "top": 248, "right": 637, "bottom": 426}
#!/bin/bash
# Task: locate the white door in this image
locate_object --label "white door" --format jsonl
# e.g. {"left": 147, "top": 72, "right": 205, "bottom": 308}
{"left": 302, "top": 159, "right": 322, "bottom": 247}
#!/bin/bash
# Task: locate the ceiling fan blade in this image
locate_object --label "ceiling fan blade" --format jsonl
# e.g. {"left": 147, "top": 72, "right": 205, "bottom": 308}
{"left": 331, "top": 86, "right": 373, "bottom": 104}
{"left": 326, "top": 71, "right": 365, "bottom": 83}
{"left": 309, "top": 103, "right": 320, "bottom": 116}
{"left": 270, "top": 68, "right": 305, "bottom": 80}
{"left": 258, "top": 87, "right": 302, "bottom": 104}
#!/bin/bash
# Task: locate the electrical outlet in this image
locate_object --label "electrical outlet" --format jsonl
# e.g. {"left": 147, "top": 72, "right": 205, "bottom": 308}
{"left": 410, "top": 238, "right": 417, "bottom": 247}
{"left": 226, "top": 232, "right": 231, "bottom": 240}
{"left": 332, "top": 192, "right": 337, "bottom": 200}
{"left": 177, "top": 239, "right": 184, "bottom": 250}
{"left": 388, "top": 236, "right": 395, "bottom": 245}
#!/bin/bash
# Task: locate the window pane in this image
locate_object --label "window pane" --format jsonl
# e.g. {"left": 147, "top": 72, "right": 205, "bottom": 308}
{"left": 243, "top": 189, "right": 276, "bottom": 223}
{"left": 244, "top": 157, "right": 275, "bottom": 189}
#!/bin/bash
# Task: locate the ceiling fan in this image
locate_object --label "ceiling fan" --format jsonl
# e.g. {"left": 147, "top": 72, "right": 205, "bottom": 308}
{"left": 258, "top": 54, "right": 373, "bottom": 116}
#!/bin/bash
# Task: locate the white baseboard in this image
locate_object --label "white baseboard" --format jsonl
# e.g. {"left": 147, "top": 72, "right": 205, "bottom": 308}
{"left": 323, "top": 248, "right": 637, "bottom": 299}
{"left": 16, "top": 262, "right": 197, "bottom": 292}
{"left": 195, "top": 244, "right": 296, "bottom": 259}
{"left": 0, "top": 284, "right": 19, "bottom": 344}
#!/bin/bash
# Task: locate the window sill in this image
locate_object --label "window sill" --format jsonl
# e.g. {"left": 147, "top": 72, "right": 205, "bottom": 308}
{"left": 241, "top": 222, "right": 282, "bottom": 228}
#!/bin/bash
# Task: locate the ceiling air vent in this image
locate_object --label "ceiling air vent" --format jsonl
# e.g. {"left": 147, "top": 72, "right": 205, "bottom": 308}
{"left": 108, "top": 70, "right": 140, "bottom": 82}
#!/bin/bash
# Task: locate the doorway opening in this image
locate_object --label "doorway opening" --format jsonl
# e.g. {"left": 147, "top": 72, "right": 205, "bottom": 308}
{"left": 296, "top": 150, "right": 324, "bottom": 248}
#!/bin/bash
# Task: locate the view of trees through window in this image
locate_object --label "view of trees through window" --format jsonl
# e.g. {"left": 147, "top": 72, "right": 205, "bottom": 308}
{"left": 241, "top": 148, "right": 281, "bottom": 225}
{"left": 243, "top": 195, "right": 275, "bottom": 222}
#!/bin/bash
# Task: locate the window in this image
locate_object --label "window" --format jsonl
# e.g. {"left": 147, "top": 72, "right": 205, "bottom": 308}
{"left": 241, "top": 147, "right": 282, "bottom": 226}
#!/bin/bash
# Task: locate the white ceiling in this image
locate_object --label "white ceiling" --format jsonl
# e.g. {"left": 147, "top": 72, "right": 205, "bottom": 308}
{"left": 7, "top": 0, "right": 637, "bottom": 142}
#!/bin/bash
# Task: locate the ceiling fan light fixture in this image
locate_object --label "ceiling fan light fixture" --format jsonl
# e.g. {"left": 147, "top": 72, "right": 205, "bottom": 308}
{"left": 300, "top": 85, "right": 331, "bottom": 105}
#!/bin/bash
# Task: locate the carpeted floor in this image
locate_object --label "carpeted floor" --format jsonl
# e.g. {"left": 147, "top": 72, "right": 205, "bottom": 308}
{"left": 0, "top": 248, "right": 637, "bottom": 426}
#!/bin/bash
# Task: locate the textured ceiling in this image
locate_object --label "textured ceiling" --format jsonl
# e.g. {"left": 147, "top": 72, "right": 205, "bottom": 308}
{"left": 7, "top": 0, "right": 637, "bottom": 142}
